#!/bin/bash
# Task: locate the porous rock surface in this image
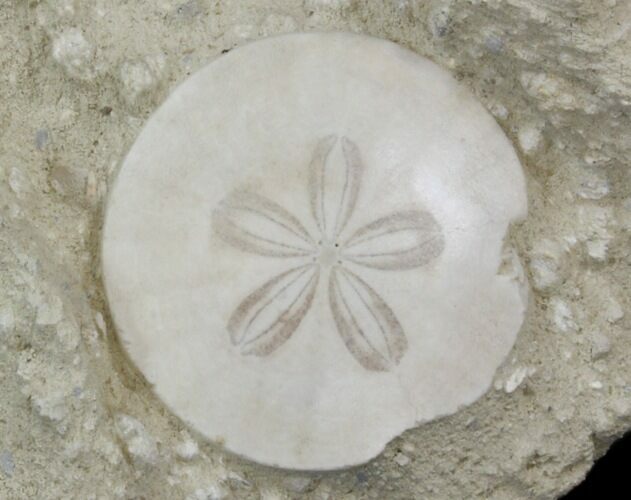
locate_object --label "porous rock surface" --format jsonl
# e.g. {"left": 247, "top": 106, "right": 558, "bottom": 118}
{"left": 0, "top": 1, "right": 629, "bottom": 498}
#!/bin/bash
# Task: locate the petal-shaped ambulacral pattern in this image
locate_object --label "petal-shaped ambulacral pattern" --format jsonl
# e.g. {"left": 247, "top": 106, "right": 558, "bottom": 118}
{"left": 333, "top": 137, "right": 363, "bottom": 238}
{"left": 342, "top": 210, "right": 445, "bottom": 270}
{"left": 308, "top": 136, "right": 364, "bottom": 240}
{"left": 308, "top": 134, "right": 337, "bottom": 235}
{"left": 213, "top": 191, "right": 316, "bottom": 257}
{"left": 228, "top": 264, "right": 320, "bottom": 356}
{"left": 329, "top": 266, "right": 407, "bottom": 371}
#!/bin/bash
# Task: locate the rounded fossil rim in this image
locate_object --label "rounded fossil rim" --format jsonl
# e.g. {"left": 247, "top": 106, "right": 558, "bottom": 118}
{"left": 101, "top": 32, "right": 528, "bottom": 470}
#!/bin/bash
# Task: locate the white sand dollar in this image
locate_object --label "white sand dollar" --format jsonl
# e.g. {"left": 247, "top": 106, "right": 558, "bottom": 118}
{"left": 102, "top": 33, "right": 528, "bottom": 470}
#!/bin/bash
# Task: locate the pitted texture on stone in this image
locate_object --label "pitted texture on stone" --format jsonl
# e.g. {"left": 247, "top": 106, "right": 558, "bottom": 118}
{"left": 2, "top": 0, "right": 631, "bottom": 497}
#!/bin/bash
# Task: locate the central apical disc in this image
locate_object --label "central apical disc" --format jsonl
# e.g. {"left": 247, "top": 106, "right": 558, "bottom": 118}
{"left": 102, "top": 33, "right": 527, "bottom": 470}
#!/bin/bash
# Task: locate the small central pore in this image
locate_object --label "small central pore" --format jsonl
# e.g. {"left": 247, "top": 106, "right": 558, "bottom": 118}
{"left": 318, "top": 242, "right": 339, "bottom": 268}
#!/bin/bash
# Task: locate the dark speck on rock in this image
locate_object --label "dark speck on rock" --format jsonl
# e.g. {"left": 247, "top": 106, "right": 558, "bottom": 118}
{"left": 175, "top": 0, "right": 202, "bottom": 18}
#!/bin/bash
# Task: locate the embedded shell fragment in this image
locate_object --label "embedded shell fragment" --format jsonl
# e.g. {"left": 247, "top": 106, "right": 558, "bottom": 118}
{"left": 102, "top": 33, "right": 528, "bottom": 470}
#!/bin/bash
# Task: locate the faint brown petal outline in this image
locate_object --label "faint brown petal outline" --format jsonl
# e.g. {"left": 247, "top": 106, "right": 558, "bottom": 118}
{"left": 308, "top": 134, "right": 337, "bottom": 236}
{"left": 308, "top": 136, "right": 364, "bottom": 241}
{"left": 333, "top": 137, "right": 364, "bottom": 238}
{"left": 328, "top": 266, "right": 408, "bottom": 371}
{"left": 341, "top": 210, "right": 445, "bottom": 270}
{"left": 212, "top": 190, "right": 316, "bottom": 257}
{"left": 228, "top": 264, "right": 320, "bottom": 356}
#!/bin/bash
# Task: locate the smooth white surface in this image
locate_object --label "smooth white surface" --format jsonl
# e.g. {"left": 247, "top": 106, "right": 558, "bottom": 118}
{"left": 102, "top": 33, "right": 528, "bottom": 470}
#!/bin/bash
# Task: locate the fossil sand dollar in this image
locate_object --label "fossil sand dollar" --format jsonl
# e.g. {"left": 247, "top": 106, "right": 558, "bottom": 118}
{"left": 102, "top": 33, "right": 528, "bottom": 470}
